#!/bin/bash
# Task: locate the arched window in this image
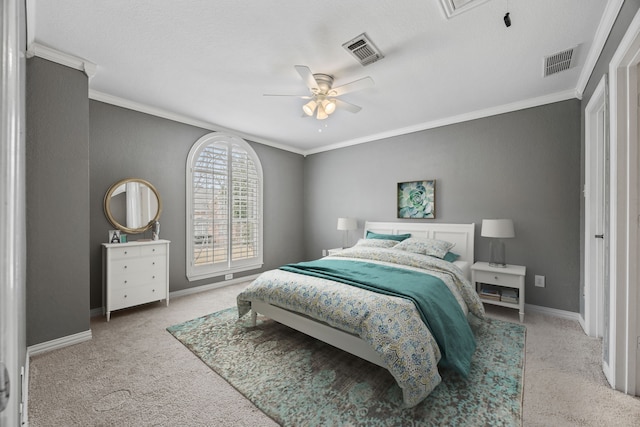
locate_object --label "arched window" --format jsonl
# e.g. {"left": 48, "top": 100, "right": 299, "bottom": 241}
{"left": 186, "top": 133, "right": 263, "bottom": 280}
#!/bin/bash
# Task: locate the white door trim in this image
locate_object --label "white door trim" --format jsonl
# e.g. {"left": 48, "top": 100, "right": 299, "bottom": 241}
{"left": 584, "top": 75, "right": 608, "bottom": 339}
{"left": 608, "top": 7, "right": 640, "bottom": 395}
{"left": 0, "top": 0, "right": 27, "bottom": 424}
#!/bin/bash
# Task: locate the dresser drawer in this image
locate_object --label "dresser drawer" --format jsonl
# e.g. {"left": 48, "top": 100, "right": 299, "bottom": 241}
{"left": 474, "top": 270, "right": 521, "bottom": 288}
{"left": 108, "top": 256, "right": 166, "bottom": 289}
{"left": 108, "top": 245, "right": 141, "bottom": 259}
{"left": 108, "top": 283, "right": 166, "bottom": 311}
{"left": 140, "top": 244, "right": 167, "bottom": 256}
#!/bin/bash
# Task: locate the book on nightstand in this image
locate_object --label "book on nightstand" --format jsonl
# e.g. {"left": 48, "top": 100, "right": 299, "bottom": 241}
{"left": 479, "top": 285, "right": 501, "bottom": 301}
{"left": 500, "top": 289, "right": 519, "bottom": 303}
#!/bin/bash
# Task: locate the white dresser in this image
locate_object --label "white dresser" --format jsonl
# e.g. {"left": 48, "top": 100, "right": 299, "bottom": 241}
{"left": 102, "top": 239, "right": 170, "bottom": 321}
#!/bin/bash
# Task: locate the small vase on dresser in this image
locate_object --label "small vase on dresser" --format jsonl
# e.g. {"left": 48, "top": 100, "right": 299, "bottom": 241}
{"left": 102, "top": 239, "right": 170, "bottom": 321}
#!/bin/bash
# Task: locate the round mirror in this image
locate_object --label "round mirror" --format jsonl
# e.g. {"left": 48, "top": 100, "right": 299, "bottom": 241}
{"left": 103, "top": 178, "right": 162, "bottom": 234}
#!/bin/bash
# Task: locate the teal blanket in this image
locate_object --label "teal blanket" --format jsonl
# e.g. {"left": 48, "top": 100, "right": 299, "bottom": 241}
{"left": 280, "top": 259, "right": 476, "bottom": 377}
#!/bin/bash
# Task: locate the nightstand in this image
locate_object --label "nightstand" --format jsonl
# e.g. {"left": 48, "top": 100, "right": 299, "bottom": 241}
{"left": 471, "top": 261, "right": 526, "bottom": 322}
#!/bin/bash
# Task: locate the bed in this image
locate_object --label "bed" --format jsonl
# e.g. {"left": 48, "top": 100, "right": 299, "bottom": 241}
{"left": 236, "top": 221, "right": 485, "bottom": 407}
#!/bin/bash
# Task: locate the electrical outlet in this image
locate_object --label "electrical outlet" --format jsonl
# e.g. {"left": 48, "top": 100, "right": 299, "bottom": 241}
{"left": 225, "top": 273, "right": 233, "bottom": 280}
{"left": 322, "top": 249, "right": 327, "bottom": 257}
{"left": 535, "top": 275, "right": 545, "bottom": 287}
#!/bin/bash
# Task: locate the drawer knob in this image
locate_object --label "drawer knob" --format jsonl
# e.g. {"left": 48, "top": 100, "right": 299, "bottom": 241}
{"left": 124, "top": 251, "right": 128, "bottom": 255}
{"left": 124, "top": 265, "right": 127, "bottom": 269}
{"left": 124, "top": 294, "right": 127, "bottom": 298}
{"left": 152, "top": 262, "right": 155, "bottom": 265}
{"left": 494, "top": 276, "right": 499, "bottom": 280}
{"left": 152, "top": 275, "right": 155, "bottom": 279}
{"left": 152, "top": 249, "right": 156, "bottom": 252}
{"left": 124, "top": 280, "right": 127, "bottom": 284}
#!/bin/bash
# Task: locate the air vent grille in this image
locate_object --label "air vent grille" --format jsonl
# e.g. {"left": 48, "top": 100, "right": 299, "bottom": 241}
{"left": 544, "top": 47, "right": 575, "bottom": 77}
{"left": 343, "top": 33, "right": 384, "bottom": 66}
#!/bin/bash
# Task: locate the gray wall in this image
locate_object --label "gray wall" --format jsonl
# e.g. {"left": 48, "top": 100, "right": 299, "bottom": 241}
{"left": 578, "top": 0, "right": 640, "bottom": 316}
{"left": 305, "top": 100, "right": 581, "bottom": 312}
{"left": 26, "top": 57, "right": 91, "bottom": 345}
{"left": 26, "top": 59, "right": 305, "bottom": 344}
{"left": 89, "top": 101, "right": 306, "bottom": 310}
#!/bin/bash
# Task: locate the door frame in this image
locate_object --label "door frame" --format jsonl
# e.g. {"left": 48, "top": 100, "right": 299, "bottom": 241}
{"left": 584, "top": 74, "right": 608, "bottom": 340}
{"left": 608, "top": 8, "right": 640, "bottom": 395}
{"left": 0, "top": 0, "right": 27, "bottom": 424}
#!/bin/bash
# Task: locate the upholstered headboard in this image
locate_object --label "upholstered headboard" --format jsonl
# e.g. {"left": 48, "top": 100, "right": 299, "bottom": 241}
{"left": 363, "top": 221, "right": 475, "bottom": 264}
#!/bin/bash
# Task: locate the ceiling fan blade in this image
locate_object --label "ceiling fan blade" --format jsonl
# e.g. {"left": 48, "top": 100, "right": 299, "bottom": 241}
{"left": 330, "top": 76, "right": 374, "bottom": 97}
{"left": 334, "top": 98, "right": 362, "bottom": 113}
{"left": 263, "top": 94, "right": 312, "bottom": 99}
{"left": 294, "top": 65, "right": 319, "bottom": 92}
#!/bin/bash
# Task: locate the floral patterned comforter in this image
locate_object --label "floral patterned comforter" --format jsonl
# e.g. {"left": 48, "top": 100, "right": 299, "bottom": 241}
{"left": 236, "top": 246, "right": 485, "bottom": 407}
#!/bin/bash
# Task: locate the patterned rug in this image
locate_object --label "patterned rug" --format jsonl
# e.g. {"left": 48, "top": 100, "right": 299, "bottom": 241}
{"left": 167, "top": 307, "right": 526, "bottom": 426}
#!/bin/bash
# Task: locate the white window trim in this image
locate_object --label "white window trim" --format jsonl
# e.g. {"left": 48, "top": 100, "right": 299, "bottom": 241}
{"left": 186, "top": 133, "right": 263, "bottom": 281}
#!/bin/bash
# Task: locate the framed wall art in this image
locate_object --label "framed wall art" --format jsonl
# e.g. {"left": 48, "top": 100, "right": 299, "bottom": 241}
{"left": 397, "top": 180, "right": 436, "bottom": 219}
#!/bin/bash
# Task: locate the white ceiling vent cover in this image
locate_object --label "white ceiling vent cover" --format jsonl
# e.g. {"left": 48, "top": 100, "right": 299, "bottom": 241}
{"left": 343, "top": 33, "right": 384, "bottom": 66}
{"left": 544, "top": 47, "right": 576, "bottom": 77}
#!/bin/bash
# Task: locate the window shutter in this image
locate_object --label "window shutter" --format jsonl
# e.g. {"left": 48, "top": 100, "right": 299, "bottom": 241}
{"left": 187, "top": 133, "right": 263, "bottom": 280}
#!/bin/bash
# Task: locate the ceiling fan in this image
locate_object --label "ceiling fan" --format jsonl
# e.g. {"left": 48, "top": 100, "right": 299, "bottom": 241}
{"left": 264, "top": 65, "right": 374, "bottom": 120}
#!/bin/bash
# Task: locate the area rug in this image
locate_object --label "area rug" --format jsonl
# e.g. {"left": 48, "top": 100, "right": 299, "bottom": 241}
{"left": 167, "top": 307, "right": 526, "bottom": 426}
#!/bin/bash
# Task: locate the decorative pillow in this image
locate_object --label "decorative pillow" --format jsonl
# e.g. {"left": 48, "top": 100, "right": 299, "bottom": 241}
{"left": 354, "top": 238, "right": 399, "bottom": 248}
{"left": 443, "top": 251, "right": 460, "bottom": 262}
{"left": 394, "top": 237, "right": 455, "bottom": 259}
{"left": 365, "top": 231, "right": 411, "bottom": 242}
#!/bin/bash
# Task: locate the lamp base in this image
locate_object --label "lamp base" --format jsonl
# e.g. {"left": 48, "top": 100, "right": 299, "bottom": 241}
{"left": 488, "top": 262, "right": 508, "bottom": 268}
{"left": 489, "top": 239, "right": 507, "bottom": 268}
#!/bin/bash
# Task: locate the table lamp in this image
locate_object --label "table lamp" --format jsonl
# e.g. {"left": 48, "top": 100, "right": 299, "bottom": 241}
{"left": 337, "top": 217, "right": 357, "bottom": 248}
{"left": 481, "top": 219, "right": 515, "bottom": 267}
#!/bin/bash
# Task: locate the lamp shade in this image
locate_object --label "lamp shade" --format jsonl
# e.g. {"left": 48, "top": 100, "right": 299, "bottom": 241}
{"left": 481, "top": 219, "right": 515, "bottom": 238}
{"left": 337, "top": 217, "right": 357, "bottom": 231}
{"left": 302, "top": 100, "right": 317, "bottom": 116}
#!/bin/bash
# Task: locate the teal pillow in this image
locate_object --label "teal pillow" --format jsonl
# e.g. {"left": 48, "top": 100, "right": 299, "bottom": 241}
{"left": 366, "top": 231, "right": 411, "bottom": 242}
{"left": 443, "top": 251, "right": 460, "bottom": 262}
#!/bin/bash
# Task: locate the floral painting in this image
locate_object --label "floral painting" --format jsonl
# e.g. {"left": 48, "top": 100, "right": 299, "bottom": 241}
{"left": 397, "top": 180, "right": 435, "bottom": 219}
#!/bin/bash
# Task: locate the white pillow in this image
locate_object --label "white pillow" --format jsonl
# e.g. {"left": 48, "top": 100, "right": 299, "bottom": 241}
{"left": 393, "top": 237, "right": 455, "bottom": 259}
{"left": 354, "top": 238, "right": 399, "bottom": 248}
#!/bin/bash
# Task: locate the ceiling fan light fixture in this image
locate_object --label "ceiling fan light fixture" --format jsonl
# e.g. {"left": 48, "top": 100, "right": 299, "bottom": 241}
{"left": 322, "top": 99, "right": 336, "bottom": 115}
{"left": 316, "top": 104, "right": 329, "bottom": 120}
{"left": 302, "top": 100, "right": 317, "bottom": 116}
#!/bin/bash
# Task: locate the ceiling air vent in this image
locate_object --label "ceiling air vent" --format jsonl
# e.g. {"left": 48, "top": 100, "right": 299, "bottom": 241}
{"left": 342, "top": 33, "right": 384, "bottom": 66}
{"left": 544, "top": 47, "right": 576, "bottom": 77}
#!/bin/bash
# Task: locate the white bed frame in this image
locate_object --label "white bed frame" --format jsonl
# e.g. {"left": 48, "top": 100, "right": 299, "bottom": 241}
{"left": 250, "top": 222, "right": 475, "bottom": 368}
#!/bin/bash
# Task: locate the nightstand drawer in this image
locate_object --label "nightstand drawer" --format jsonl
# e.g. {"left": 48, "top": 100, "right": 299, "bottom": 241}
{"left": 474, "top": 270, "right": 521, "bottom": 288}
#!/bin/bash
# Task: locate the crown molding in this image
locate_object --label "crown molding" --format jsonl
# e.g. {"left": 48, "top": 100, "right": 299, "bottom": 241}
{"left": 26, "top": 43, "right": 584, "bottom": 157}
{"left": 89, "top": 90, "right": 305, "bottom": 156}
{"left": 303, "top": 89, "right": 578, "bottom": 155}
{"left": 26, "top": 42, "right": 97, "bottom": 78}
{"left": 576, "top": 0, "right": 624, "bottom": 97}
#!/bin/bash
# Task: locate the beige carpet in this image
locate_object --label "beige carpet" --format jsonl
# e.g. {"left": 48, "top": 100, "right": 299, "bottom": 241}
{"left": 28, "top": 282, "right": 640, "bottom": 426}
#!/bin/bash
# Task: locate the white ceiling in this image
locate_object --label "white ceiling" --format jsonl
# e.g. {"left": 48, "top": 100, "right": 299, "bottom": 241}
{"left": 29, "top": 0, "right": 613, "bottom": 155}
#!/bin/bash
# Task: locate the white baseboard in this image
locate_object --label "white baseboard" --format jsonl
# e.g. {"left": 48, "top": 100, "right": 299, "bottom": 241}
{"left": 525, "top": 303, "right": 581, "bottom": 322}
{"left": 27, "top": 329, "right": 92, "bottom": 357}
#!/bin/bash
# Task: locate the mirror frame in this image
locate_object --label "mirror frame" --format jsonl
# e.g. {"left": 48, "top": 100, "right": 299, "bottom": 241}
{"left": 103, "top": 178, "right": 162, "bottom": 234}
